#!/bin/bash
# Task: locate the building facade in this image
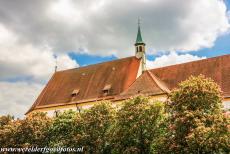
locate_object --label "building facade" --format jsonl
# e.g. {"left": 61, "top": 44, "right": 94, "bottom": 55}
{"left": 26, "top": 24, "right": 230, "bottom": 116}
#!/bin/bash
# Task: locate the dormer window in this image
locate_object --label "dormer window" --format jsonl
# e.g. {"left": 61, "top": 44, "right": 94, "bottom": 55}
{"left": 71, "top": 89, "right": 80, "bottom": 100}
{"left": 102, "top": 84, "right": 111, "bottom": 96}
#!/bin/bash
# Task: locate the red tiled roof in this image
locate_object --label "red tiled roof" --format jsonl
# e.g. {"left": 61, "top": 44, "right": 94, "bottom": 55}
{"left": 27, "top": 54, "right": 230, "bottom": 114}
{"left": 115, "top": 70, "right": 170, "bottom": 100}
{"left": 150, "top": 54, "right": 230, "bottom": 97}
{"left": 27, "top": 56, "right": 140, "bottom": 113}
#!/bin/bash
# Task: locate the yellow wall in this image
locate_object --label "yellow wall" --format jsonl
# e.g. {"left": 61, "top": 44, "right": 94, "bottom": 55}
{"left": 28, "top": 104, "right": 76, "bottom": 117}
{"left": 32, "top": 104, "right": 77, "bottom": 113}
{"left": 29, "top": 95, "right": 167, "bottom": 116}
{"left": 28, "top": 95, "right": 230, "bottom": 116}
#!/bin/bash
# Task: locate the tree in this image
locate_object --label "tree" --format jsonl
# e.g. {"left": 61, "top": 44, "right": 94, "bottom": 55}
{"left": 0, "top": 112, "right": 51, "bottom": 148}
{"left": 17, "top": 112, "right": 52, "bottom": 147}
{"left": 0, "top": 118, "right": 21, "bottom": 147}
{"left": 75, "top": 102, "right": 115, "bottom": 154}
{"left": 48, "top": 110, "right": 78, "bottom": 147}
{"left": 0, "top": 115, "right": 14, "bottom": 128}
{"left": 156, "top": 75, "right": 230, "bottom": 154}
{"left": 110, "top": 96, "right": 166, "bottom": 154}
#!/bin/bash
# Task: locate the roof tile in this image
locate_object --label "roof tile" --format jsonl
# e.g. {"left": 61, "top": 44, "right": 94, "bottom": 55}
{"left": 150, "top": 54, "right": 230, "bottom": 97}
{"left": 27, "top": 56, "right": 140, "bottom": 113}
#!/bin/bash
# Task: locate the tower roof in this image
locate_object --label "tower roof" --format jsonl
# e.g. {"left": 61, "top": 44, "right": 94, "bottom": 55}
{"left": 135, "top": 20, "right": 145, "bottom": 45}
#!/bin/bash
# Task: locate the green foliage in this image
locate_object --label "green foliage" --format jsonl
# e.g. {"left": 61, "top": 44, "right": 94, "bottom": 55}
{"left": 75, "top": 102, "right": 115, "bottom": 154}
{"left": 155, "top": 75, "right": 230, "bottom": 154}
{"left": 48, "top": 110, "right": 77, "bottom": 147}
{"left": 0, "top": 115, "right": 16, "bottom": 147}
{"left": 170, "top": 75, "right": 223, "bottom": 114}
{"left": 0, "top": 112, "right": 51, "bottom": 147}
{"left": 17, "top": 112, "right": 52, "bottom": 147}
{"left": 0, "top": 115, "right": 14, "bottom": 128}
{"left": 47, "top": 103, "right": 115, "bottom": 153}
{"left": 110, "top": 96, "right": 167, "bottom": 154}
{"left": 0, "top": 118, "right": 21, "bottom": 147}
{"left": 0, "top": 76, "right": 229, "bottom": 154}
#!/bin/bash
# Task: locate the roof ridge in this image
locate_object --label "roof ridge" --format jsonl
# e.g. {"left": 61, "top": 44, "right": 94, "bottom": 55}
{"left": 146, "top": 70, "right": 170, "bottom": 93}
{"left": 149, "top": 54, "right": 230, "bottom": 71}
{"left": 57, "top": 56, "right": 137, "bottom": 73}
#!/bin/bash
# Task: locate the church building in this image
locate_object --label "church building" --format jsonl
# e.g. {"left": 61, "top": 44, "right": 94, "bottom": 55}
{"left": 26, "top": 23, "right": 230, "bottom": 116}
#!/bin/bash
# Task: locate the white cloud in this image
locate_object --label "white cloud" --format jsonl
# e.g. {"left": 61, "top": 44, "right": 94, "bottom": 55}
{"left": 228, "top": 10, "right": 230, "bottom": 22}
{"left": 0, "top": 24, "right": 78, "bottom": 82}
{"left": 0, "top": 81, "right": 44, "bottom": 118}
{"left": 0, "top": 24, "right": 78, "bottom": 118}
{"left": 146, "top": 52, "right": 206, "bottom": 69}
{"left": 57, "top": 55, "right": 78, "bottom": 71}
{"left": 0, "top": 0, "right": 229, "bottom": 57}
{"left": 0, "top": 0, "right": 229, "bottom": 118}
{"left": 48, "top": 0, "right": 83, "bottom": 24}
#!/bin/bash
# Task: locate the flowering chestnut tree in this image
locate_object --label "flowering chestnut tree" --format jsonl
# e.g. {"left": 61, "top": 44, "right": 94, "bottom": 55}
{"left": 48, "top": 110, "right": 77, "bottom": 147}
{"left": 0, "top": 112, "right": 52, "bottom": 148}
{"left": 156, "top": 75, "right": 230, "bottom": 153}
{"left": 17, "top": 112, "right": 52, "bottom": 147}
{"left": 0, "top": 115, "right": 20, "bottom": 147}
{"left": 75, "top": 102, "right": 115, "bottom": 154}
{"left": 110, "top": 97, "right": 167, "bottom": 154}
{"left": 0, "top": 115, "right": 14, "bottom": 128}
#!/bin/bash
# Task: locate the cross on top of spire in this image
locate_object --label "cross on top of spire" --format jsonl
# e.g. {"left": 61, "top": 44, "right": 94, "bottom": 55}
{"left": 138, "top": 17, "right": 141, "bottom": 27}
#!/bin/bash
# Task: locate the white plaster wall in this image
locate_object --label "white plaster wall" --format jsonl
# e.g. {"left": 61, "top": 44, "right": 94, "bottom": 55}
{"left": 223, "top": 101, "right": 230, "bottom": 110}
{"left": 40, "top": 97, "right": 230, "bottom": 117}
{"left": 44, "top": 106, "right": 78, "bottom": 117}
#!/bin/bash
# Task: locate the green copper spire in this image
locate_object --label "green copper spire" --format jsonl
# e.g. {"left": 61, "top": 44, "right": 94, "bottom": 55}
{"left": 135, "top": 19, "right": 145, "bottom": 45}
{"left": 134, "top": 18, "right": 146, "bottom": 71}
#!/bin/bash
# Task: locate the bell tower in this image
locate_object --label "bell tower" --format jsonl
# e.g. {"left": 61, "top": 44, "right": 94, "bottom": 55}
{"left": 135, "top": 19, "right": 146, "bottom": 72}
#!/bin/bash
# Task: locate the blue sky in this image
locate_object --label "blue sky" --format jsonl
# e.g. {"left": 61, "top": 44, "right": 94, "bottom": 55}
{"left": 70, "top": 30, "right": 230, "bottom": 65}
{"left": 69, "top": 0, "right": 230, "bottom": 66}
{"left": 191, "top": 33, "right": 230, "bottom": 58}
{"left": 69, "top": 31, "right": 230, "bottom": 66}
{"left": 192, "top": 0, "right": 230, "bottom": 58}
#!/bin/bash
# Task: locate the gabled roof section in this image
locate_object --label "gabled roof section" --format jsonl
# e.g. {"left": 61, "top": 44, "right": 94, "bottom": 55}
{"left": 115, "top": 70, "right": 170, "bottom": 100}
{"left": 27, "top": 56, "right": 140, "bottom": 113}
{"left": 150, "top": 54, "right": 230, "bottom": 98}
{"left": 146, "top": 71, "right": 170, "bottom": 93}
